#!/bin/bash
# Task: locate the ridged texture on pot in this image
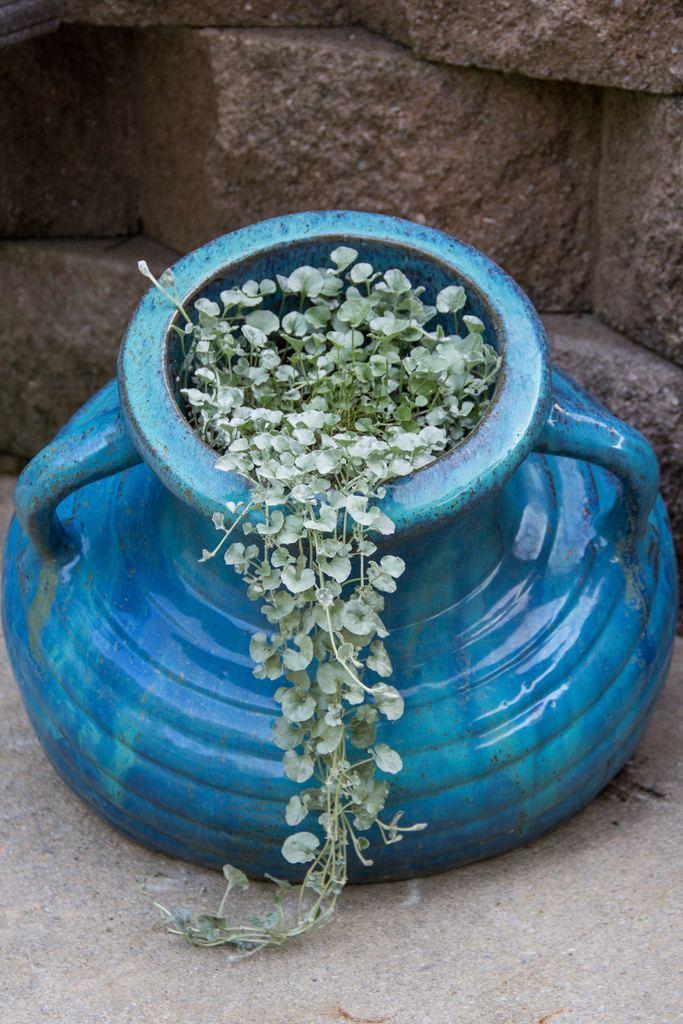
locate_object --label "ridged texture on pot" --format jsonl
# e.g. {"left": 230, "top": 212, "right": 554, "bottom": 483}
{"left": 2, "top": 373, "right": 677, "bottom": 881}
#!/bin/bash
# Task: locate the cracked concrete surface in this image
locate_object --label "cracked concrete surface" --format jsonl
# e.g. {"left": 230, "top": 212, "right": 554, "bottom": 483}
{"left": 1, "top": 473, "right": 682, "bottom": 1024}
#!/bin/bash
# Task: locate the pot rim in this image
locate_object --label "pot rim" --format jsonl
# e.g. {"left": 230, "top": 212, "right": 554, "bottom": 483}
{"left": 118, "top": 210, "right": 552, "bottom": 530}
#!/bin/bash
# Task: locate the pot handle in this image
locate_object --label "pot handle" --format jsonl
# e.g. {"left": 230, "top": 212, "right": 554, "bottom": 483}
{"left": 533, "top": 368, "right": 659, "bottom": 549}
{"left": 14, "top": 382, "right": 142, "bottom": 559}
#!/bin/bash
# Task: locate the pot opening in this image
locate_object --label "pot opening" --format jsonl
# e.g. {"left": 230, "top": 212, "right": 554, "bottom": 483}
{"left": 163, "top": 234, "right": 505, "bottom": 471}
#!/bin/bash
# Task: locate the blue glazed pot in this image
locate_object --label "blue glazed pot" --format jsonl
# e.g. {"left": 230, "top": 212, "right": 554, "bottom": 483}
{"left": 2, "top": 212, "right": 678, "bottom": 882}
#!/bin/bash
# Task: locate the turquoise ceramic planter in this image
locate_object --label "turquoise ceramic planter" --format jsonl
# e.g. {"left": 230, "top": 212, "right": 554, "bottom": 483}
{"left": 2, "top": 212, "right": 678, "bottom": 882}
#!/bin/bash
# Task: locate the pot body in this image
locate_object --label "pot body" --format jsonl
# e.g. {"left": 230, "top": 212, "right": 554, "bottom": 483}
{"left": 1, "top": 213, "right": 678, "bottom": 881}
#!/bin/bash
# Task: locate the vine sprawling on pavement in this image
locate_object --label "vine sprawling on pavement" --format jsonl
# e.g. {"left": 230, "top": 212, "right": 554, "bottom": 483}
{"left": 138, "top": 246, "right": 501, "bottom": 957}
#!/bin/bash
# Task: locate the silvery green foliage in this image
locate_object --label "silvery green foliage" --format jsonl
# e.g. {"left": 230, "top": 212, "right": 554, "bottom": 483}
{"left": 138, "top": 252, "right": 500, "bottom": 958}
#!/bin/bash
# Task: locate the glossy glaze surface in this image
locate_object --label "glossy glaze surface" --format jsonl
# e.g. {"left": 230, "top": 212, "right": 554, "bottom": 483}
{"left": 2, "top": 213, "right": 678, "bottom": 881}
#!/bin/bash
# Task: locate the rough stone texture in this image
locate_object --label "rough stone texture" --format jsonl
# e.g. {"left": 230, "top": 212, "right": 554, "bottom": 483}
{"left": 544, "top": 314, "right": 683, "bottom": 629}
{"left": 63, "top": 0, "right": 350, "bottom": 27}
{"left": 595, "top": 90, "right": 683, "bottom": 369}
{"left": 61, "top": 0, "right": 683, "bottom": 94}
{"left": 352, "top": 0, "right": 683, "bottom": 94}
{"left": 1, "top": 476, "right": 682, "bottom": 1023}
{"left": 0, "top": 25, "right": 138, "bottom": 238}
{"left": 0, "top": 237, "right": 179, "bottom": 459}
{"left": 136, "top": 27, "right": 600, "bottom": 313}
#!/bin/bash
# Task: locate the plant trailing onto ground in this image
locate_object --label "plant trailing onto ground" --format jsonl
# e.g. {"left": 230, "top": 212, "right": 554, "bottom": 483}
{"left": 138, "top": 247, "right": 501, "bottom": 958}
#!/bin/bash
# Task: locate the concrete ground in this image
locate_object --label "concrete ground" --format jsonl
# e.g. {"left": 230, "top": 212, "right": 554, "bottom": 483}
{"left": 1, "top": 472, "right": 682, "bottom": 1024}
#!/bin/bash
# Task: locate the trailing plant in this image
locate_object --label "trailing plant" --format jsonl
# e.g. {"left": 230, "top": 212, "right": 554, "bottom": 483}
{"left": 138, "top": 247, "right": 501, "bottom": 958}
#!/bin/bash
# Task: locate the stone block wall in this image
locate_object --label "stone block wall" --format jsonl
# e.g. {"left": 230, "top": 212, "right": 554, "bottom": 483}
{"left": 351, "top": 0, "right": 683, "bottom": 93}
{"left": 1, "top": 1, "right": 683, "bottom": 618}
{"left": 0, "top": 237, "right": 177, "bottom": 458}
{"left": 0, "top": 26, "right": 138, "bottom": 238}
{"left": 134, "top": 27, "right": 600, "bottom": 312}
{"left": 60, "top": 0, "right": 683, "bottom": 95}
{"left": 596, "top": 89, "right": 683, "bottom": 366}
